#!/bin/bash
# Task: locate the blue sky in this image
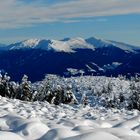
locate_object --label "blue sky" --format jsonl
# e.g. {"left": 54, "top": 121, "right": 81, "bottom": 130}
{"left": 0, "top": 0, "right": 140, "bottom": 46}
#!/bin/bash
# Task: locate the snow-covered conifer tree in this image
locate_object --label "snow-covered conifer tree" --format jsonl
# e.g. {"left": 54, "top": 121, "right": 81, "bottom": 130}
{"left": 64, "top": 85, "right": 78, "bottom": 105}
{"left": 0, "top": 73, "right": 11, "bottom": 98}
{"left": 17, "top": 75, "right": 33, "bottom": 101}
{"left": 34, "top": 76, "right": 53, "bottom": 102}
{"left": 128, "top": 80, "right": 140, "bottom": 110}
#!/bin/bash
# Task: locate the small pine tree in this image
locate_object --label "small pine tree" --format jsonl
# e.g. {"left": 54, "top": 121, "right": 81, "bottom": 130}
{"left": 52, "top": 85, "right": 64, "bottom": 105}
{"left": 128, "top": 81, "right": 140, "bottom": 110}
{"left": 64, "top": 86, "right": 78, "bottom": 105}
{"left": 34, "top": 75, "right": 56, "bottom": 102}
{"left": 0, "top": 73, "right": 11, "bottom": 98}
{"left": 17, "top": 75, "right": 33, "bottom": 101}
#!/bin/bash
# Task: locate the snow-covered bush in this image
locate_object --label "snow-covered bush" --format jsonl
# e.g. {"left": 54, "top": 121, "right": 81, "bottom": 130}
{"left": 0, "top": 73, "right": 33, "bottom": 101}
{"left": 34, "top": 75, "right": 78, "bottom": 105}
{"left": 33, "top": 74, "right": 140, "bottom": 110}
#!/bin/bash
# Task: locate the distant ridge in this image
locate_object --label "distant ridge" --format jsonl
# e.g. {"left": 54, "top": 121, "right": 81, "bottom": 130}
{"left": 1, "top": 37, "right": 139, "bottom": 53}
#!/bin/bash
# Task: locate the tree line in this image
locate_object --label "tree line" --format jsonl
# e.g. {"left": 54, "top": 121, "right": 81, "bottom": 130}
{"left": 0, "top": 73, "right": 140, "bottom": 110}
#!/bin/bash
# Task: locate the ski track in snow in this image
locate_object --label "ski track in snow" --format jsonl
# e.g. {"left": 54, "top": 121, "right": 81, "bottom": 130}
{"left": 0, "top": 95, "right": 140, "bottom": 140}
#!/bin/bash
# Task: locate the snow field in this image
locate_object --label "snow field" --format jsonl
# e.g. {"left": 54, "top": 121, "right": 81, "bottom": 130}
{"left": 0, "top": 95, "right": 140, "bottom": 140}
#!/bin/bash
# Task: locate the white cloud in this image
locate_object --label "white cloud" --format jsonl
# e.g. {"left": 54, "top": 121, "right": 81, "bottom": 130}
{"left": 0, "top": 0, "right": 140, "bottom": 29}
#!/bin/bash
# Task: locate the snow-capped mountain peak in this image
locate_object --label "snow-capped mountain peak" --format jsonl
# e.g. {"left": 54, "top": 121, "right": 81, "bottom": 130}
{"left": 86, "top": 37, "right": 111, "bottom": 48}
{"left": 48, "top": 40, "right": 74, "bottom": 52}
{"left": 9, "top": 37, "right": 95, "bottom": 52}
{"left": 22, "top": 39, "right": 40, "bottom": 48}
{"left": 67, "top": 37, "right": 94, "bottom": 50}
{"left": 48, "top": 37, "right": 94, "bottom": 52}
{"left": 7, "top": 37, "right": 140, "bottom": 53}
{"left": 10, "top": 39, "right": 41, "bottom": 50}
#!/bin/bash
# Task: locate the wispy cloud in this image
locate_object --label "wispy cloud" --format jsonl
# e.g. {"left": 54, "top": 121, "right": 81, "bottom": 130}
{"left": 0, "top": 0, "right": 140, "bottom": 29}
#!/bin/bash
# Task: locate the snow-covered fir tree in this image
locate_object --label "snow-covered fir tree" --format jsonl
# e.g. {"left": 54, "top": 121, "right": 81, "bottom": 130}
{"left": 0, "top": 73, "right": 11, "bottom": 98}
{"left": 64, "top": 85, "right": 78, "bottom": 105}
{"left": 128, "top": 80, "right": 140, "bottom": 110}
{"left": 16, "top": 75, "right": 33, "bottom": 101}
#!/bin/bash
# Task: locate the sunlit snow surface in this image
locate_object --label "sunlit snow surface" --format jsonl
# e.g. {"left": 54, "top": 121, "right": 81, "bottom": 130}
{"left": 0, "top": 76, "right": 140, "bottom": 140}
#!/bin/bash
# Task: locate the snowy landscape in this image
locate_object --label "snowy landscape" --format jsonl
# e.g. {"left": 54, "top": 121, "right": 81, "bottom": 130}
{"left": 0, "top": 74, "right": 140, "bottom": 140}
{"left": 0, "top": 37, "right": 140, "bottom": 140}
{"left": 0, "top": 0, "right": 140, "bottom": 139}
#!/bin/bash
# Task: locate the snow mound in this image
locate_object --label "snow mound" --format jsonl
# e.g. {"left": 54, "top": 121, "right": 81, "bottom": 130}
{"left": 0, "top": 131, "right": 24, "bottom": 140}
{"left": 63, "top": 131, "right": 122, "bottom": 140}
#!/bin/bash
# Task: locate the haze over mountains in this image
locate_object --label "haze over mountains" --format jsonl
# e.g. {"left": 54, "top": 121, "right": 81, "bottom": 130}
{"left": 0, "top": 37, "right": 140, "bottom": 81}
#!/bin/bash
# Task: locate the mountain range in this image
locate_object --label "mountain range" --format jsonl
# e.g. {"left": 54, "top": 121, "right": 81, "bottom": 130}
{"left": 0, "top": 37, "right": 140, "bottom": 81}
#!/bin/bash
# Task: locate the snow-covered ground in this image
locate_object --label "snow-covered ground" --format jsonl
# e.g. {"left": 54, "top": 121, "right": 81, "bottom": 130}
{"left": 0, "top": 95, "right": 140, "bottom": 140}
{"left": 0, "top": 75, "right": 140, "bottom": 140}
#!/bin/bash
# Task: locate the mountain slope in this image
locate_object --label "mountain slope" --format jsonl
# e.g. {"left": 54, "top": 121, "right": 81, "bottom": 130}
{"left": 0, "top": 37, "right": 140, "bottom": 81}
{"left": 0, "top": 43, "right": 9, "bottom": 50}
{"left": 86, "top": 37, "right": 140, "bottom": 53}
